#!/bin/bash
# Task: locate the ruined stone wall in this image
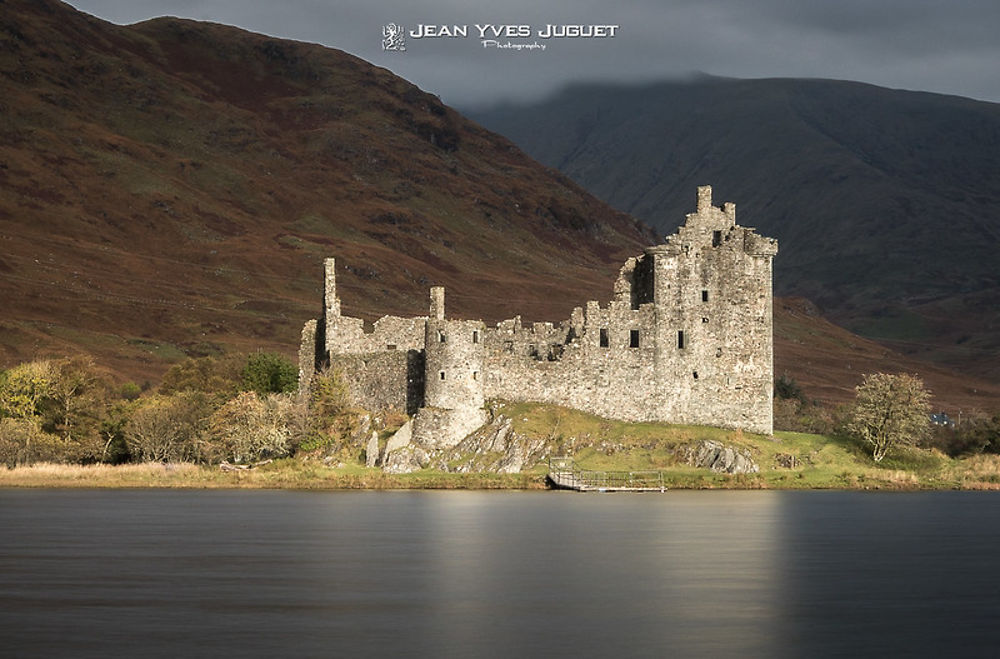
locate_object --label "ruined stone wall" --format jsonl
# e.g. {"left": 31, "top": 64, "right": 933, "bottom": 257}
{"left": 329, "top": 350, "right": 425, "bottom": 415}
{"left": 325, "top": 315, "right": 427, "bottom": 356}
{"left": 481, "top": 300, "right": 662, "bottom": 422}
{"left": 298, "top": 319, "right": 318, "bottom": 390}
{"left": 301, "top": 257, "right": 429, "bottom": 412}
{"left": 308, "top": 304, "right": 427, "bottom": 414}
{"left": 320, "top": 256, "right": 426, "bottom": 357}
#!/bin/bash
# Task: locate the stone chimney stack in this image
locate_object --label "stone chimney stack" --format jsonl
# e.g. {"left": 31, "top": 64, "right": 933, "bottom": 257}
{"left": 430, "top": 286, "right": 445, "bottom": 320}
{"left": 697, "top": 185, "right": 713, "bottom": 213}
{"left": 724, "top": 202, "right": 736, "bottom": 222}
{"left": 324, "top": 258, "right": 340, "bottom": 318}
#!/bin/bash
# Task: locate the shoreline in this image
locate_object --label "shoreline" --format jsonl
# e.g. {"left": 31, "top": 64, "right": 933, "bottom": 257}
{"left": 2, "top": 461, "right": 999, "bottom": 491}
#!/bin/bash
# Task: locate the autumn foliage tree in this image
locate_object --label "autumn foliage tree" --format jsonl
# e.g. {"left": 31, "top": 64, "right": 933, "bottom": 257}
{"left": 847, "top": 373, "right": 931, "bottom": 462}
{"left": 0, "top": 358, "right": 113, "bottom": 465}
{"left": 205, "top": 392, "right": 291, "bottom": 464}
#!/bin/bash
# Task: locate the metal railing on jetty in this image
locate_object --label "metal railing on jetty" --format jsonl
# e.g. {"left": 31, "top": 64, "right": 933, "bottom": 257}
{"left": 547, "top": 457, "right": 667, "bottom": 492}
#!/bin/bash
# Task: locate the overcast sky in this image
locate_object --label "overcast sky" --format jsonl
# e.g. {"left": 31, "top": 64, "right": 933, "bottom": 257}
{"left": 65, "top": 0, "right": 1000, "bottom": 109}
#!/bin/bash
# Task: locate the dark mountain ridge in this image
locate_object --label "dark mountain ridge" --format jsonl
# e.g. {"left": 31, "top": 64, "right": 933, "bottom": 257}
{"left": 470, "top": 76, "right": 1000, "bottom": 380}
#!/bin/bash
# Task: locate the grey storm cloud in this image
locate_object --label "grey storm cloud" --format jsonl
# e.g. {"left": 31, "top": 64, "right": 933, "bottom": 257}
{"left": 66, "top": 0, "right": 1000, "bottom": 108}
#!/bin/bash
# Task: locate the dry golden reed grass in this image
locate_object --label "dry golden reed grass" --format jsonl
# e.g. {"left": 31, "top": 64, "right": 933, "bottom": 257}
{"left": 0, "top": 461, "right": 546, "bottom": 490}
{"left": 0, "top": 462, "right": 211, "bottom": 488}
{"left": 961, "top": 454, "right": 1000, "bottom": 476}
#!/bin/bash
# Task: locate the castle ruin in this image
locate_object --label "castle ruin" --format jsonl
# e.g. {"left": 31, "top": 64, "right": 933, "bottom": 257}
{"left": 299, "top": 186, "right": 779, "bottom": 449}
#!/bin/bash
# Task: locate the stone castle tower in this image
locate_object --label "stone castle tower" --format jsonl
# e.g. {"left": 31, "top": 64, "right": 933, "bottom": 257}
{"left": 299, "top": 186, "right": 778, "bottom": 444}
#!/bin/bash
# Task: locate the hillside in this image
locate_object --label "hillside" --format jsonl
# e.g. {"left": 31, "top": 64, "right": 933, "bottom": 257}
{"left": 469, "top": 77, "right": 1000, "bottom": 381}
{"left": 0, "top": 0, "right": 651, "bottom": 381}
{"left": 773, "top": 297, "right": 998, "bottom": 411}
{"left": 1, "top": 2, "right": 997, "bottom": 413}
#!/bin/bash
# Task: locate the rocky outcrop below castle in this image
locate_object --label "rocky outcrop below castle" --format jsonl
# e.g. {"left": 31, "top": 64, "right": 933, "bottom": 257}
{"left": 680, "top": 440, "right": 760, "bottom": 474}
{"left": 381, "top": 414, "right": 548, "bottom": 475}
{"left": 368, "top": 405, "right": 761, "bottom": 476}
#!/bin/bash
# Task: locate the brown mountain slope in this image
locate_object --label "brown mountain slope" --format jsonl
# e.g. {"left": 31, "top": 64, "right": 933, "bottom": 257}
{"left": 774, "top": 298, "right": 999, "bottom": 412}
{"left": 0, "top": 0, "right": 650, "bottom": 378}
{"left": 0, "top": 0, "right": 996, "bottom": 413}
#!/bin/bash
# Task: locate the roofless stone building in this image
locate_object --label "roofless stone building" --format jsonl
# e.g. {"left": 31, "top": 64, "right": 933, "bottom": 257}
{"left": 299, "top": 186, "right": 778, "bottom": 447}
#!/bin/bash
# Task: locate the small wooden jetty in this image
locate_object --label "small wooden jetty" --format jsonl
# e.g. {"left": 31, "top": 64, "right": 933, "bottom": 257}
{"left": 546, "top": 457, "right": 667, "bottom": 492}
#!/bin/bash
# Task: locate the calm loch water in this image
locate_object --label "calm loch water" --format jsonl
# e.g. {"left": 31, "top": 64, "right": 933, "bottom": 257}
{"left": 2, "top": 489, "right": 999, "bottom": 658}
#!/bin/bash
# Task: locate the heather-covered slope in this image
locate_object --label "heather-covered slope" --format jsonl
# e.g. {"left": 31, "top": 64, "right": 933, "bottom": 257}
{"left": 0, "top": 0, "right": 651, "bottom": 381}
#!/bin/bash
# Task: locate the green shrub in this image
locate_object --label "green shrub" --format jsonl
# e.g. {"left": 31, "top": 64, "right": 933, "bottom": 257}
{"left": 310, "top": 368, "right": 348, "bottom": 418}
{"left": 775, "top": 373, "right": 807, "bottom": 404}
{"left": 240, "top": 352, "right": 298, "bottom": 396}
{"left": 926, "top": 414, "right": 1000, "bottom": 457}
{"left": 0, "top": 360, "right": 53, "bottom": 420}
{"left": 119, "top": 382, "right": 142, "bottom": 401}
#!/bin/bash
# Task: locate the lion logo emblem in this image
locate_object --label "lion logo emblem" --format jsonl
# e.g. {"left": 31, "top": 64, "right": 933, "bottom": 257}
{"left": 382, "top": 23, "right": 406, "bottom": 52}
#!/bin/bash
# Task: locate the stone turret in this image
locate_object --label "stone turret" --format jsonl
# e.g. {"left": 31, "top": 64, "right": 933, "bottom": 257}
{"left": 416, "top": 287, "right": 487, "bottom": 447}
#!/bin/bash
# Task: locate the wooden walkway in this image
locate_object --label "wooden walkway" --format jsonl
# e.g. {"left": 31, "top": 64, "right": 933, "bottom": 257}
{"left": 546, "top": 457, "right": 668, "bottom": 492}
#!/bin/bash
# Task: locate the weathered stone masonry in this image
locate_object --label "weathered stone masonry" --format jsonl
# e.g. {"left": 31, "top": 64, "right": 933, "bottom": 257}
{"left": 299, "top": 186, "right": 778, "bottom": 447}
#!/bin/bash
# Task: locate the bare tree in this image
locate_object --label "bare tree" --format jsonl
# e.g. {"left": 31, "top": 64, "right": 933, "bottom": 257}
{"left": 205, "top": 392, "right": 290, "bottom": 464}
{"left": 124, "top": 394, "right": 202, "bottom": 462}
{"left": 848, "top": 373, "right": 931, "bottom": 462}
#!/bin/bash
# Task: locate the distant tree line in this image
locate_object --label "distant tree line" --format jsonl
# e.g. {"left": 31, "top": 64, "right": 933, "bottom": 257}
{"left": 925, "top": 414, "right": 1000, "bottom": 457}
{"left": 0, "top": 352, "right": 357, "bottom": 468}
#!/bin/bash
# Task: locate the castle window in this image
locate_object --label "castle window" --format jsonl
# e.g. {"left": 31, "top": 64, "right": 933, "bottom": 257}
{"left": 503, "top": 340, "right": 514, "bottom": 353}
{"left": 439, "top": 371, "right": 445, "bottom": 380}
{"left": 437, "top": 330, "right": 446, "bottom": 343}
{"left": 629, "top": 330, "right": 640, "bottom": 348}
{"left": 702, "top": 290, "right": 709, "bottom": 302}
{"left": 693, "top": 371, "right": 699, "bottom": 379}
{"left": 599, "top": 328, "right": 609, "bottom": 348}
{"left": 386, "top": 344, "right": 397, "bottom": 351}
{"left": 702, "top": 317, "right": 709, "bottom": 324}
{"left": 472, "top": 330, "right": 480, "bottom": 344}
{"left": 712, "top": 231, "right": 722, "bottom": 247}
{"left": 677, "top": 330, "right": 685, "bottom": 349}
{"left": 472, "top": 371, "right": 479, "bottom": 381}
